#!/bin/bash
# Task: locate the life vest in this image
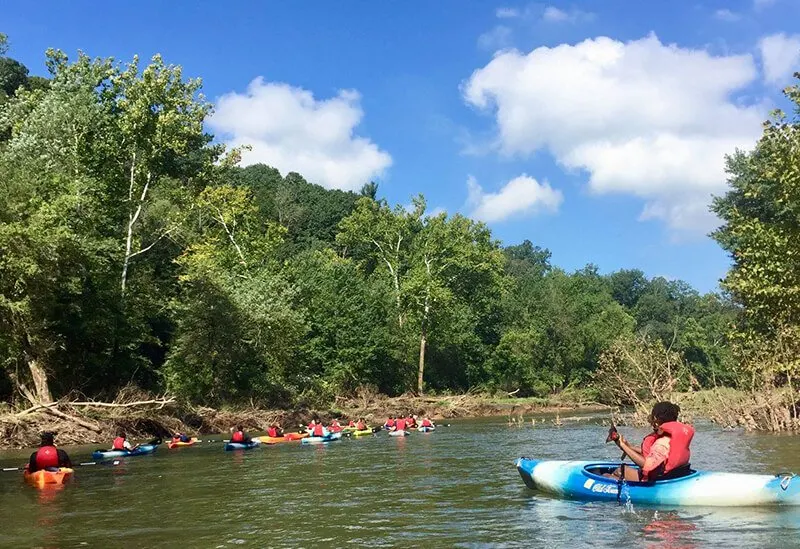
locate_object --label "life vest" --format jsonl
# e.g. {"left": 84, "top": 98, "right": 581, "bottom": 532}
{"left": 422, "top": 419, "right": 433, "bottom": 427}
{"left": 313, "top": 424, "right": 324, "bottom": 437}
{"left": 386, "top": 419, "right": 395, "bottom": 427}
{"left": 660, "top": 421, "right": 694, "bottom": 473}
{"left": 356, "top": 421, "right": 366, "bottom": 430}
{"left": 330, "top": 421, "right": 341, "bottom": 433}
{"left": 267, "top": 427, "right": 278, "bottom": 437}
{"left": 112, "top": 437, "right": 126, "bottom": 450}
{"left": 231, "top": 431, "right": 245, "bottom": 443}
{"left": 395, "top": 419, "right": 406, "bottom": 431}
{"left": 641, "top": 421, "right": 694, "bottom": 479}
{"left": 35, "top": 446, "right": 59, "bottom": 469}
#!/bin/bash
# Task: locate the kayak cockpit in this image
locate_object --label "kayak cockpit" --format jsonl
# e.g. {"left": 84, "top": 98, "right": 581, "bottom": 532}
{"left": 582, "top": 463, "right": 699, "bottom": 485}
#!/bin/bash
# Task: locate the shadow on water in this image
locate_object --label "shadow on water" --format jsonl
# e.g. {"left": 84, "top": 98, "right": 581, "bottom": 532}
{"left": 0, "top": 417, "right": 799, "bottom": 548}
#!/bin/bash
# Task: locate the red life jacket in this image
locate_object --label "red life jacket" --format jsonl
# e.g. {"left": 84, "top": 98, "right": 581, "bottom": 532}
{"left": 348, "top": 420, "right": 355, "bottom": 427}
{"left": 231, "top": 431, "right": 245, "bottom": 443}
{"left": 313, "top": 424, "right": 324, "bottom": 437}
{"left": 356, "top": 421, "right": 366, "bottom": 430}
{"left": 35, "top": 446, "right": 59, "bottom": 469}
{"left": 422, "top": 419, "right": 433, "bottom": 427}
{"left": 112, "top": 437, "right": 126, "bottom": 450}
{"left": 267, "top": 427, "right": 278, "bottom": 438}
{"left": 330, "top": 421, "right": 341, "bottom": 432}
{"left": 395, "top": 419, "right": 406, "bottom": 431}
{"left": 641, "top": 432, "right": 658, "bottom": 456}
{"left": 387, "top": 419, "right": 395, "bottom": 427}
{"left": 660, "top": 421, "right": 694, "bottom": 473}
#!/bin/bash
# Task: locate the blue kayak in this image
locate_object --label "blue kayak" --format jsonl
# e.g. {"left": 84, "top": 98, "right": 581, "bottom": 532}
{"left": 516, "top": 458, "right": 800, "bottom": 507}
{"left": 92, "top": 444, "right": 159, "bottom": 460}
{"left": 417, "top": 426, "right": 435, "bottom": 433}
{"left": 301, "top": 432, "right": 342, "bottom": 444}
{"left": 224, "top": 440, "right": 262, "bottom": 451}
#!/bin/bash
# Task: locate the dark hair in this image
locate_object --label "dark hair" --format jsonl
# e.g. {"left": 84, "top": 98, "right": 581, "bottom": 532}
{"left": 117, "top": 431, "right": 126, "bottom": 438}
{"left": 236, "top": 425, "right": 243, "bottom": 431}
{"left": 41, "top": 432, "right": 55, "bottom": 446}
{"left": 650, "top": 401, "right": 680, "bottom": 424}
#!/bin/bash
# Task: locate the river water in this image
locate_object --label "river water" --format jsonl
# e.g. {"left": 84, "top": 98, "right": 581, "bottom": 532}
{"left": 1, "top": 416, "right": 799, "bottom": 548}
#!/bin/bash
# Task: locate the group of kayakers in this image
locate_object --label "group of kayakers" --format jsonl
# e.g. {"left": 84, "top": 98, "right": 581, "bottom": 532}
{"left": 382, "top": 414, "right": 435, "bottom": 432}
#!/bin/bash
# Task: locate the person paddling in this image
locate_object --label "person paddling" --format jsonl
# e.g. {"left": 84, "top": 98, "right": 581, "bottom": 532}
{"left": 266, "top": 424, "right": 283, "bottom": 438}
{"left": 393, "top": 416, "right": 407, "bottom": 433}
{"left": 384, "top": 416, "right": 396, "bottom": 430}
{"left": 311, "top": 421, "right": 327, "bottom": 438}
{"left": 111, "top": 431, "right": 139, "bottom": 453}
{"left": 172, "top": 432, "right": 191, "bottom": 443}
{"left": 606, "top": 401, "right": 694, "bottom": 482}
{"left": 421, "top": 417, "right": 435, "bottom": 429}
{"left": 230, "top": 425, "right": 252, "bottom": 444}
{"left": 356, "top": 418, "right": 367, "bottom": 431}
{"left": 329, "top": 419, "right": 342, "bottom": 433}
{"left": 27, "top": 432, "right": 72, "bottom": 473}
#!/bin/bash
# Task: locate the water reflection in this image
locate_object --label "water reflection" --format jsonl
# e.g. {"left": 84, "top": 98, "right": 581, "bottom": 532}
{"left": 641, "top": 511, "right": 698, "bottom": 549}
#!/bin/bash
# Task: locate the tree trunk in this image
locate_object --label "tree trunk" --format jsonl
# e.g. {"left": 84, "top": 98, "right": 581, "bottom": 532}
{"left": 28, "top": 358, "right": 53, "bottom": 403}
{"left": 417, "top": 327, "right": 426, "bottom": 395}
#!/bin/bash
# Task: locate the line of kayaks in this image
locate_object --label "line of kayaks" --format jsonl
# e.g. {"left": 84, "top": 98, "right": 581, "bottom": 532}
{"left": 515, "top": 458, "right": 800, "bottom": 507}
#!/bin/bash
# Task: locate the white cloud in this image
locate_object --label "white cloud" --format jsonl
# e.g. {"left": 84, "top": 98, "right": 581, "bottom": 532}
{"left": 209, "top": 78, "right": 392, "bottom": 191}
{"left": 542, "top": 6, "right": 594, "bottom": 24}
{"left": 467, "top": 174, "right": 563, "bottom": 223}
{"left": 496, "top": 7, "right": 520, "bottom": 19}
{"left": 758, "top": 33, "right": 800, "bottom": 85}
{"left": 478, "top": 25, "right": 514, "bottom": 50}
{"left": 462, "top": 33, "right": 765, "bottom": 234}
{"left": 714, "top": 9, "right": 741, "bottom": 22}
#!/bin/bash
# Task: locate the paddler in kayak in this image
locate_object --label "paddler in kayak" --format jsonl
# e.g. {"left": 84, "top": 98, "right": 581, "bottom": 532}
{"left": 172, "top": 432, "right": 192, "bottom": 443}
{"left": 230, "top": 425, "right": 252, "bottom": 444}
{"left": 110, "top": 431, "right": 140, "bottom": 453}
{"left": 392, "top": 416, "right": 407, "bottom": 433}
{"left": 420, "top": 417, "right": 435, "bottom": 429}
{"left": 406, "top": 414, "right": 417, "bottom": 429}
{"left": 356, "top": 418, "right": 368, "bottom": 431}
{"left": 329, "top": 419, "right": 343, "bottom": 433}
{"left": 384, "top": 416, "right": 396, "bottom": 430}
{"left": 311, "top": 420, "right": 327, "bottom": 438}
{"left": 266, "top": 424, "right": 283, "bottom": 438}
{"left": 27, "top": 431, "right": 72, "bottom": 473}
{"left": 605, "top": 401, "right": 694, "bottom": 482}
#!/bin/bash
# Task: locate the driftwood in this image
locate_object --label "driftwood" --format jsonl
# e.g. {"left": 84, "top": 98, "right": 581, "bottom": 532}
{"left": 71, "top": 398, "right": 175, "bottom": 409}
{"left": 41, "top": 406, "right": 102, "bottom": 433}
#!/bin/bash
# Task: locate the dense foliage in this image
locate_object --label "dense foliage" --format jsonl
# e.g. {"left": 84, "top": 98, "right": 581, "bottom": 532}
{"left": 0, "top": 38, "right": 739, "bottom": 407}
{"left": 712, "top": 74, "right": 800, "bottom": 396}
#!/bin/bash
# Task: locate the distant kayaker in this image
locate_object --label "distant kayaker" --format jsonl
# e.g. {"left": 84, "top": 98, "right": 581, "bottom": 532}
{"left": 172, "top": 432, "right": 191, "bottom": 443}
{"left": 384, "top": 416, "right": 396, "bottom": 430}
{"left": 111, "top": 431, "right": 140, "bottom": 453}
{"left": 347, "top": 419, "right": 356, "bottom": 428}
{"left": 27, "top": 431, "right": 72, "bottom": 473}
{"left": 230, "top": 425, "right": 252, "bottom": 444}
{"left": 329, "top": 419, "right": 343, "bottom": 433}
{"left": 311, "top": 421, "right": 326, "bottom": 437}
{"left": 356, "top": 418, "right": 367, "bottom": 431}
{"left": 606, "top": 401, "right": 694, "bottom": 482}
{"left": 266, "top": 424, "right": 283, "bottom": 438}
{"left": 393, "top": 416, "right": 407, "bottom": 432}
{"left": 421, "top": 418, "right": 434, "bottom": 429}
{"left": 406, "top": 415, "right": 417, "bottom": 428}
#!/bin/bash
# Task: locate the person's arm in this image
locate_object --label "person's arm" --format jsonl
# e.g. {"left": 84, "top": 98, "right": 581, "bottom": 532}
{"left": 58, "top": 449, "right": 72, "bottom": 467}
{"left": 28, "top": 452, "right": 38, "bottom": 473}
{"left": 616, "top": 436, "right": 645, "bottom": 467}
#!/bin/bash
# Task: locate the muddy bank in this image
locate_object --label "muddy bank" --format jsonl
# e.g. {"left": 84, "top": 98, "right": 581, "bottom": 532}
{"left": 0, "top": 391, "right": 608, "bottom": 450}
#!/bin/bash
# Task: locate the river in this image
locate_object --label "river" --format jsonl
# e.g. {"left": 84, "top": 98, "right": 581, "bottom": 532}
{"left": 1, "top": 416, "right": 799, "bottom": 548}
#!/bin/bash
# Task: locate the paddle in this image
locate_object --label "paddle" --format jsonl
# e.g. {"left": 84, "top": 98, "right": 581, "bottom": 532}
{"left": 606, "top": 424, "right": 627, "bottom": 461}
{"left": 3, "top": 460, "right": 123, "bottom": 472}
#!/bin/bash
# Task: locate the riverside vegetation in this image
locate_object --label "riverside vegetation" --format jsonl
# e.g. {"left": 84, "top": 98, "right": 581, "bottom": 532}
{"left": 0, "top": 35, "right": 798, "bottom": 445}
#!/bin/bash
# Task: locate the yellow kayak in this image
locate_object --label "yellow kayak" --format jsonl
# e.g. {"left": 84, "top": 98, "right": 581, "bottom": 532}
{"left": 351, "top": 429, "right": 375, "bottom": 437}
{"left": 168, "top": 437, "right": 198, "bottom": 449}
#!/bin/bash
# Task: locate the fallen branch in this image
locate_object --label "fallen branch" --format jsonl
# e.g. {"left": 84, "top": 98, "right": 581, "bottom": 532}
{"left": 41, "top": 406, "right": 102, "bottom": 433}
{"left": 70, "top": 398, "right": 176, "bottom": 409}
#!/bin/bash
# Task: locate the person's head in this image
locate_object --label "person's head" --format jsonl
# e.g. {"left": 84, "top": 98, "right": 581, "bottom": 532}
{"left": 117, "top": 431, "right": 127, "bottom": 439}
{"left": 236, "top": 425, "right": 243, "bottom": 432}
{"left": 649, "top": 401, "right": 680, "bottom": 429}
{"left": 41, "top": 431, "right": 55, "bottom": 446}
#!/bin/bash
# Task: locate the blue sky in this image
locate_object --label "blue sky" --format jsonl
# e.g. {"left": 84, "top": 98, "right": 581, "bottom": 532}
{"left": 5, "top": 0, "right": 800, "bottom": 293}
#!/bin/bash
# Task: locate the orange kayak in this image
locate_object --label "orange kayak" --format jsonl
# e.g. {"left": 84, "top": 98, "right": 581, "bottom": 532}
{"left": 168, "top": 437, "right": 198, "bottom": 449}
{"left": 24, "top": 467, "right": 73, "bottom": 488}
{"left": 260, "top": 432, "right": 309, "bottom": 443}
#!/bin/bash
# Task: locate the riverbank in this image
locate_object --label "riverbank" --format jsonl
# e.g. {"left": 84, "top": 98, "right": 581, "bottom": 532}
{"left": 0, "top": 389, "right": 608, "bottom": 449}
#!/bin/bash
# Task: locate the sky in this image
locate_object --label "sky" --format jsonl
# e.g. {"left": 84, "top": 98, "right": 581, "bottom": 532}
{"left": 4, "top": 0, "right": 800, "bottom": 293}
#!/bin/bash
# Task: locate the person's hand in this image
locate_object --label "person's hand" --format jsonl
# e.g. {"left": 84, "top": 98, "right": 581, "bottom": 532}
{"left": 606, "top": 425, "right": 620, "bottom": 443}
